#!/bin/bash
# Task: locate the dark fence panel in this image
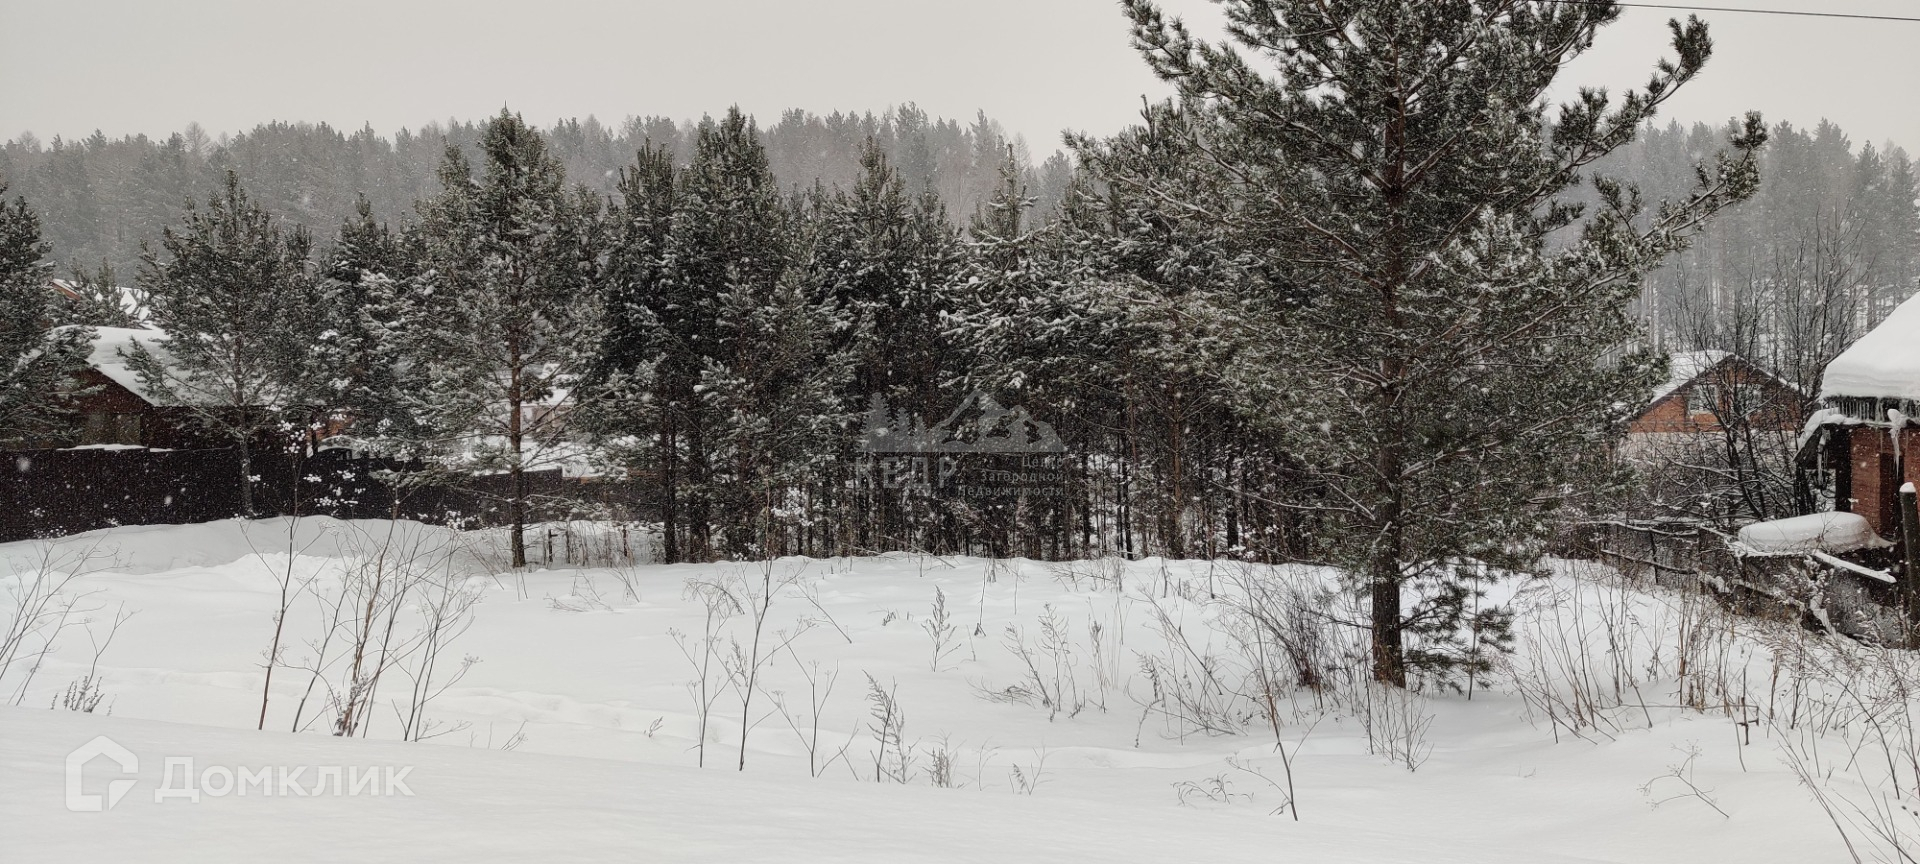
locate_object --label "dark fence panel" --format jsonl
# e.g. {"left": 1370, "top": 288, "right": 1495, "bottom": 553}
{"left": 3, "top": 448, "right": 244, "bottom": 539}
{"left": 0, "top": 447, "right": 650, "bottom": 543}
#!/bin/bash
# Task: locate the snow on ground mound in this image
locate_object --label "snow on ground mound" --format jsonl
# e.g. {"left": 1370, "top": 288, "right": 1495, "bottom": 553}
{"left": 3, "top": 708, "right": 1605, "bottom": 864}
{"left": 0, "top": 521, "right": 1865, "bottom": 862}
{"left": 1821, "top": 291, "right": 1920, "bottom": 401}
{"left": 2, "top": 516, "right": 461, "bottom": 574}
{"left": 1735, "top": 511, "right": 1883, "bottom": 556}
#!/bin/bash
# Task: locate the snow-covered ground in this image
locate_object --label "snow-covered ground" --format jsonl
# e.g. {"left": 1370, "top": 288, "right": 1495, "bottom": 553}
{"left": 0, "top": 518, "right": 1869, "bottom": 861}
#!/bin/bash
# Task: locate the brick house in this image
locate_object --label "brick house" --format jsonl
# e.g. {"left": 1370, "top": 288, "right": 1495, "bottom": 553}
{"left": 1619, "top": 350, "right": 1804, "bottom": 463}
{"left": 1804, "top": 292, "right": 1920, "bottom": 538}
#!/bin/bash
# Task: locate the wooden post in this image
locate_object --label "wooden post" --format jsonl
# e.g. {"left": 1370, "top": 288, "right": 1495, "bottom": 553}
{"left": 1648, "top": 524, "right": 1660, "bottom": 584}
{"left": 1900, "top": 482, "right": 1920, "bottom": 632}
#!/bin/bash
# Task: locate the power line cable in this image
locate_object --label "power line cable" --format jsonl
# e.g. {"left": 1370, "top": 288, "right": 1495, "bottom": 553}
{"left": 1542, "top": 0, "right": 1920, "bottom": 22}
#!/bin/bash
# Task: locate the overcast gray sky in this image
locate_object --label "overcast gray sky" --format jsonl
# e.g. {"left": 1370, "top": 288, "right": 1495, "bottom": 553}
{"left": 2, "top": 0, "right": 1916, "bottom": 157}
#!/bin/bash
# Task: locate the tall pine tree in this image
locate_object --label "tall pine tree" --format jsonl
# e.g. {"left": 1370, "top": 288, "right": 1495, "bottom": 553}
{"left": 411, "top": 110, "right": 608, "bottom": 568}
{"left": 131, "top": 170, "right": 314, "bottom": 513}
{"left": 0, "top": 183, "right": 92, "bottom": 445}
{"left": 1113, "top": 0, "right": 1767, "bottom": 685}
{"left": 645, "top": 109, "right": 795, "bottom": 561}
{"left": 591, "top": 142, "right": 678, "bottom": 555}
{"left": 312, "top": 196, "right": 422, "bottom": 444}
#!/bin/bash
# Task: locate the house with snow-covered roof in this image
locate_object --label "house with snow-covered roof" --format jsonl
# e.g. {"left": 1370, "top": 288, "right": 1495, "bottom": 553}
{"left": 1617, "top": 349, "right": 1804, "bottom": 466}
{"left": 1802, "top": 291, "right": 1920, "bottom": 538}
{"left": 53, "top": 326, "right": 215, "bottom": 449}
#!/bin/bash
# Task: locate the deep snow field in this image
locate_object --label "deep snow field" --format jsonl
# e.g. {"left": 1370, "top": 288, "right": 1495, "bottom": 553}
{"left": 0, "top": 517, "right": 1886, "bottom": 862}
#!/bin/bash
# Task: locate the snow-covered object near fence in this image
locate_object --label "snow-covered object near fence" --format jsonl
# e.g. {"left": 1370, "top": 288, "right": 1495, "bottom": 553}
{"left": 1821, "top": 291, "right": 1920, "bottom": 402}
{"left": 1734, "top": 512, "right": 1885, "bottom": 557}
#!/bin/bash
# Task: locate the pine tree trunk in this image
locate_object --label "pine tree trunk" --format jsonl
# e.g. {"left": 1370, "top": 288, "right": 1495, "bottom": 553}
{"left": 1369, "top": 554, "right": 1406, "bottom": 688}
{"left": 509, "top": 364, "right": 527, "bottom": 570}
{"left": 661, "top": 418, "right": 680, "bottom": 565}
{"left": 689, "top": 423, "right": 710, "bottom": 560}
{"left": 1370, "top": 389, "right": 1409, "bottom": 687}
{"left": 1166, "top": 407, "right": 1186, "bottom": 559}
{"left": 238, "top": 432, "right": 254, "bottom": 518}
{"left": 1225, "top": 449, "right": 1241, "bottom": 550}
{"left": 1369, "top": 430, "right": 1408, "bottom": 686}
{"left": 510, "top": 458, "right": 527, "bottom": 569}
{"left": 1370, "top": 95, "right": 1412, "bottom": 688}
{"left": 1367, "top": 353, "right": 1413, "bottom": 687}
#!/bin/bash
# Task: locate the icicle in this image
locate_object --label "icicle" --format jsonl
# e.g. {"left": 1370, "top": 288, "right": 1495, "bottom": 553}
{"left": 1889, "top": 408, "right": 1909, "bottom": 470}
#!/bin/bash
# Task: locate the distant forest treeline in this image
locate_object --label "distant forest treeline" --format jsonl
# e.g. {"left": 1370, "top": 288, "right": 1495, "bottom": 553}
{"left": 2, "top": 110, "right": 1914, "bottom": 377}
{"left": 0, "top": 105, "right": 1075, "bottom": 280}
{"left": 1611, "top": 120, "right": 1920, "bottom": 392}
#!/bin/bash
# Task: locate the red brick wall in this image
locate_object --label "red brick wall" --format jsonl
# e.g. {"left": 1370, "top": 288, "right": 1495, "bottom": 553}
{"left": 1629, "top": 362, "right": 1803, "bottom": 435}
{"left": 1850, "top": 429, "right": 1889, "bottom": 534}
{"left": 1844, "top": 426, "right": 1920, "bottom": 536}
{"left": 1633, "top": 393, "right": 1702, "bottom": 434}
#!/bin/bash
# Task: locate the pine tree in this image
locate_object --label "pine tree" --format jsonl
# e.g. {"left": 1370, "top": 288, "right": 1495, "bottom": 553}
{"left": 699, "top": 262, "right": 856, "bottom": 557}
{"left": 807, "top": 140, "right": 963, "bottom": 554}
{"left": 592, "top": 142, "right": 678, "bottom": 556}
{"left": 130, "top": 170, "right": 314, "bottom": 514}
{"left": 646, "top": 109, "right": 794, "bottom": 561}
{"left": 0, "top": 184, "right": 92, "bottom": 445}
{"left": 943, "top": 151, "right": 1097, "bottom": 557}
{"left": 312, "top": 196, "right": 419, "bottom": 442}
{"left": 1114, "top": 0, "right": 1767, "bottom": 685}
{"left": 1051, "top": 112, "right": 1277, "bottom": 561}
{"left": 813, "top": 139, "right": 960, "bottom": 428}
{"left": 411, "top": 110, "right": 609, "bottom": 569}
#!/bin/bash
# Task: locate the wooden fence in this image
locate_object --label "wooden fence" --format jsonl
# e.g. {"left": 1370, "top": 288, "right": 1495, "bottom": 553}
{"left": 1558, "top": 518, "right": 1910, "bottom": 639}
{"left": 0, "top": 446, "right": 649, "bottom": 543}
{"left": 1558, "top": 519, "right": 1728, "bottom": 586}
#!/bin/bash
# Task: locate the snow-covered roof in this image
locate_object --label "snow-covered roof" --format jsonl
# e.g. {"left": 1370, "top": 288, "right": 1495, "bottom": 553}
{"left": 50, "top": 278, "right": 147, "bottom": 323}
{"left": 82, "top": 326, "right": 173, "bottom": 405}
{"left": 1649, "top": 350, "right": 1730, "bottom": 406}
{"left": 1796, "top": 406, "right": 1869, "bottom": 452}
{"left": 1733, "top": 512, "right": 1886, "bottom": 557}
{"left": 1821, "top": 292, "right": 1920, "bottom": 402}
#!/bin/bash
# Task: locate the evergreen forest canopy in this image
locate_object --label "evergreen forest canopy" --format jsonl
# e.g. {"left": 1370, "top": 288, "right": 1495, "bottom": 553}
{"left": 0, "top": 106, "right": 1076, "bottom": 282}
{"left": 2, "top": 108, "right": 1913, "bottom": 368}
{"left": 1, "top": 1, "right": 1917, "bottom": 687}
